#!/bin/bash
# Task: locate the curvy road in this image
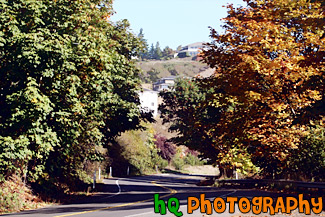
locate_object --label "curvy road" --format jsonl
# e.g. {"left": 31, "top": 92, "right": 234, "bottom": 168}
{"left": 2, "top": 173, "right": 323, "bottom": 217}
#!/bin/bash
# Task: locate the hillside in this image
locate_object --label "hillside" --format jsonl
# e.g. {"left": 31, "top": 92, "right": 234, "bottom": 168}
{"left": 137, "top": 57, "right": 214, "bottom": 83}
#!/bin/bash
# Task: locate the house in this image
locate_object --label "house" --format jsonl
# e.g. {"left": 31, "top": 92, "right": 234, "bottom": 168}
{"left": 177, "top": 42, "right": 208, "bottom": 58}
{"left": 152, "top": 76, "right": 176, "bottom": 92}
{"left": 138, "top": 88, "right": 158, "bottom": 117}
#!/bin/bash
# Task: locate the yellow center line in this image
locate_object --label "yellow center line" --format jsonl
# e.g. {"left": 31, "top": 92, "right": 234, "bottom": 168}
{"left": 54, "top": 180, "right": 177, "bottom": 217}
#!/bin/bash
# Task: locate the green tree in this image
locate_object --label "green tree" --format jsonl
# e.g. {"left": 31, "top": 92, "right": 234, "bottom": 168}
{"left": 149, "top": 43, "right": 155, "bottom": 59}
{"left": 286, "top": 123, "right": 325, "bottom": 181}
{"left": 159, "top": 79, "right": 219, "bottom": 163}
{"left": 138, "top": 28, "right": 149, "bottom": 60}
{"left": 154, "top": 42, "right": 163, "bottom": 60}
{"left": 159, "top": 78, "right": 257, "bottom": 177}
{"left": 162, "top": 46, "right": 175, "bottom": 59}
{"left": 147, "top": 68, "right": 160, "bottom": 83}
{"left": 0, "top": 0, "right": 148, "bottom": 187}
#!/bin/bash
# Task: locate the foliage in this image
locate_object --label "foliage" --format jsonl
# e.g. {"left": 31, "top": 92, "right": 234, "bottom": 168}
{"left": 0, "top": 175, "right": 41, "bottom": 214}
{"left": 171, "top": 153, "right": 185, "bottom": 171}
{"left": 159, "top": 78, "right": 223, "bottom": 163}
{"left": 162, "top": 46, "right": 175, "bottom": 60}
{"left": 111, "top": 124, "right": 166, "bottom": 176}
{"left": 287, "top": 123, "right": 325, "bottom": 181}
{"left": 153, "top": 42, "right": 163, "bottom": 60}
{"left": 171, "top": 149, "right": 205, "bottom": 170}
{"left": 136, "top": 29, "right": 176, "bottom": 60}
{"left": 160, "top": 0, "right": 324, "bottom": 178}
{"left": 0, "top": 0, "right": 149, "bottom": 188}
{"left": 141, "top": 68, "right": 160, "bottom": 83}
{"left": 183, "top": 153, "right": 204, "bottom": 166}
{"left": 154, "top": 134, "right": 176, "bottom": 162}
{"left": 198, "top": 0, "right": 324, "bottom": 177}
{"left": 138, "top": 28, "right": 149, "bottom": 60}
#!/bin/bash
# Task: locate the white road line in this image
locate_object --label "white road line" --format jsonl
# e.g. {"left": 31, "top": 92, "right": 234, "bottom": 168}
{"left": 101, "top": 180, "right": 121, "bottom": 200}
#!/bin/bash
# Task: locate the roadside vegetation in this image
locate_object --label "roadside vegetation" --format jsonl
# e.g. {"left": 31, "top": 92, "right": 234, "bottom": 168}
{"left": 0, "top": 175, "right": 46, "bottom": 214}
{"left": 109, "top": 122, "right": 206, "bottom": 176}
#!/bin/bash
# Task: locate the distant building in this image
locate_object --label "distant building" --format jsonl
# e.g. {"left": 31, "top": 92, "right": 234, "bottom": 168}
{"left": 138, "top": 88, "right": 158, "bottom": 117}
{"left": 152, "top": 76, "right": 176, "bottom": 92}
{"left": 176, "top": 42, "right": 208, "bottom": 58}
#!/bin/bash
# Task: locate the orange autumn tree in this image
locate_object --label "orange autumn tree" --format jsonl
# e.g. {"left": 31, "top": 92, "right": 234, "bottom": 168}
{"left": 201, "top": 0, "right": 324, "bottom": 177}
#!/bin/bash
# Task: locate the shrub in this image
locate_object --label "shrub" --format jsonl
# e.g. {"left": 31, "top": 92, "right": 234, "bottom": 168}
{"left": 151, "top": 151, "right": 168, "bottom": 170}
{"left": 154, "top": 134, "right": 176, "bottom": 162}
{"left": 184, "top": 153, "right": 204, "bottom": 166}
{"left": 0, "top": 175, "right": 40, "bottom": 213}
{"left": 172, "top": 153, "right": 185, "bottom": 170}
{"left": 286, "top": 125, "right": 325, "bottom": 181}
{"left": 111, "top": 124, "right": 167, "bottom": 176}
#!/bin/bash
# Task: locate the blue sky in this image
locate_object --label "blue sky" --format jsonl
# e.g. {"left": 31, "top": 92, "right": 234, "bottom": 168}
{"left": 111, "top": 0, "right": 245, "bottom": 50}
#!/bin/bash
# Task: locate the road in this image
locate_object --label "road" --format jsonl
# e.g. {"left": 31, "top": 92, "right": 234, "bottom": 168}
{"left": 2, "top": 173, "right": 323, "bottom": 217}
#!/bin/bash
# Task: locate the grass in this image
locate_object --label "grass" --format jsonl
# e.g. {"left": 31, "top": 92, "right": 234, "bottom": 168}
{"left": 0, "top": 175, "right": 49, "bottom": 214}
{"left": 137, "top": 58, "right": 211, "bottom": 83}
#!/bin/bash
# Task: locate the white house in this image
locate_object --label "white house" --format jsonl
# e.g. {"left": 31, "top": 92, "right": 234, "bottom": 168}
{"left": 138, "top": 88, "right": 158, "bottom": 117}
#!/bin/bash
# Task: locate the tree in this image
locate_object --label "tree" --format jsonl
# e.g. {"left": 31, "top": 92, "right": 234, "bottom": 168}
{"left": 147, "top": 68, "right": 160, "bottom": 83}
{"left": 154, "top": 42, "right": 163, "bottom": 60}
{"left": 149, "top": 43, "right": 155, "bottom": 59}
{"left": 287, "top": 124, "right": 325, "bottom": 181}
{"left": 159, "top": 78, "right": 257, "bottom": 177}
{"left": 200, "top": 0, "right": 324, "bottom": 177}
{"left": 159, "top": 79, "right": 220, "bottom": 163}
{"left": 0, "top": 0, "right": 149, "bottom": 187}
{"left": 162, "top": 46, "right": 175, "bottom": 59}
{"left": 138, "top": 28, "right": 149, "bottom": 60}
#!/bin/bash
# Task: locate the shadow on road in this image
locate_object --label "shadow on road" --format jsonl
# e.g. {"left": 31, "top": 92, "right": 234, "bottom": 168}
{"left": 2, "top": 173, "right": 323, "bottom": 216}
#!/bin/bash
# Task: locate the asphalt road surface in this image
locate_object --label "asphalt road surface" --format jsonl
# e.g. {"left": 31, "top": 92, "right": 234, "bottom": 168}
{"left": 2, "top": 173, "right": 323, "bottom": 217}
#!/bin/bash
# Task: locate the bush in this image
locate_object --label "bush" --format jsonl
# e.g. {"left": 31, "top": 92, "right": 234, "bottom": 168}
{"left": 152, "top": 152, "right": 168, "bottom": 170}
{"left": 172, "top": 153, "right": 185, "bottom": 170}
{"left": 184, "top": 153, "right": 204, "bottom": 166}
{"left": 111, "top": 124, "right": 167, "bottom": 176}
{"left": 286, "top": 125, "right": 325, "bottom": 181}
{"left": 0, "top": 175, "right": 40, "bottom": 213}
{"left": 154, "top": 134, "right": 176, "bottom": 162}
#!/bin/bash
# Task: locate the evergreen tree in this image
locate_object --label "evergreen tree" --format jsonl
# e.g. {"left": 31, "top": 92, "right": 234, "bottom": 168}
{"left": 138, "top": 28, "right": 149, "bottom": 60}
{"left": 149, "top": 43, "right": 155, "bottom": 59}
{"left": 154, "top": 42, "right": 163, "bottom": 60}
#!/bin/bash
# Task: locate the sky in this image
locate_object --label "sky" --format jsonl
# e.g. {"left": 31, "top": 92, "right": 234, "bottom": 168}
{"left": 111, "top": 0, "right": 245, "bottom": 50}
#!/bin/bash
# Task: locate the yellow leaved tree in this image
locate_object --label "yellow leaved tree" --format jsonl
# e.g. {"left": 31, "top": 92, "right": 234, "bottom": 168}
{"left": 201, "top": 0, "right": 324, "bottom": 177}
